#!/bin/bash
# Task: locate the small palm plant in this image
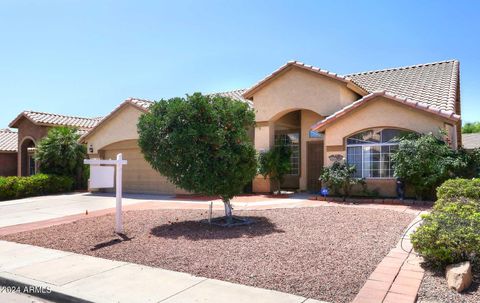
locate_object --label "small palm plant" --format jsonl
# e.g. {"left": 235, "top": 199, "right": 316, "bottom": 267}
{"left": 35, "top": 127, "right": 87, "bottom": 188}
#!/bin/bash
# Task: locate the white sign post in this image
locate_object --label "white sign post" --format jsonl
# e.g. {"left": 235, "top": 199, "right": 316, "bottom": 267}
{"left": 84, "top": 153, "right": 128, "bottom": 234}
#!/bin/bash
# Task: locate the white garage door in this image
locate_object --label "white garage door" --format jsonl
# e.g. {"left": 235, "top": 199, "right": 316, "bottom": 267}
{"left": 103, "top": 147, "right": 180, "bottom": 194}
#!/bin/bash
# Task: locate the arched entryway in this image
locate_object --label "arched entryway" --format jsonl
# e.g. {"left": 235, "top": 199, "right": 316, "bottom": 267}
{"left": 20, "top": 137, "right": 36, "bottom": 176}
{"left": 253, "top": 109, "right": 325, "bottom": 192}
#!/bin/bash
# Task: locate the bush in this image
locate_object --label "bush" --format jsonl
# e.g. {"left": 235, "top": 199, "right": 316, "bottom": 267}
{"left": 392, "top": 132, "right": 456, "bottom": 200}
{"left": 35, "top": 127, "right": 87, "bottom": 189}
{"left": 258, "top": 141, "right": 292, "bottom": 194}
{"left": 138, "top": 93, "right": 257, "bottom": 223}
{"left": 411, "top": 178, "right": 480, "bottom": 267}
{"left": 319, "top": 159, "right": 365, "bottom": 201}
{"left": 462, "top": 122, "right": 480, "bottom": 134}
{"left": 0, "top": 174, "right": 74, "bottom": 201}
{"left": 436, "top": 178, "right": 480, "bottom": 202}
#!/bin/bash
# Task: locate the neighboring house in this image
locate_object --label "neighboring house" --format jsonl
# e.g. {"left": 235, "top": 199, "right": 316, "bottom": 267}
{"left": 462, "top": 133, "right": 480, "bottom": 150}
{"left": 81, "top": 59, "right": 461, "bottom": 197}
{"left": 0, "top": 129, "right": 18, "bottom": 176}
{"left": 9, "top": 111, "right": 102, "bottom": 176}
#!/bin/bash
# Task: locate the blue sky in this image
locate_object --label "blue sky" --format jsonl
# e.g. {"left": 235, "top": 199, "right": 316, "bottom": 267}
{"left": 1, "top": 0, "right": 478, "bottom": 127}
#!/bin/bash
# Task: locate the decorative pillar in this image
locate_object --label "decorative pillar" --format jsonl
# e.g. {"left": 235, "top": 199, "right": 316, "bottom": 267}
{"left": 252, "top": 121, "right": 275, "bottom": 193}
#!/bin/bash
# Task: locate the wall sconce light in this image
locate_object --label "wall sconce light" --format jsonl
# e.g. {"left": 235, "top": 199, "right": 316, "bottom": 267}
{"left": 89, "top": 144, "right": 94, "bottom": 153}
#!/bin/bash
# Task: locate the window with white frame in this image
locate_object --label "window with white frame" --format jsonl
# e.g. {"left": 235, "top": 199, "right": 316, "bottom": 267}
{"left": 274, "top": 132, "right": 300, "bottom": 175}
{"left": 346, "top": 128, "right": 410, "bottom": 178}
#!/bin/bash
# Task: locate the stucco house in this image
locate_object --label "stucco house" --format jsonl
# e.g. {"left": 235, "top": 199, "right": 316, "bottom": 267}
{"left": 0, "top": 129, "right": 18, "bottom": 176}
{"left": 9, "top": 111, "right": 102, "bottom": 176}
{"left": 81, "top": 59, "right": 462, "bottom": 197}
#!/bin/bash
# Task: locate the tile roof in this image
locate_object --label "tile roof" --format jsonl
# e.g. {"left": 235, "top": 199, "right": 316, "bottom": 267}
{"left": 9, "top": 110, "right": 102, "bottom": 130}
{"left": 242, "top": 61, "right": 369, "bottom": 99}
{"left": 79, "top": 98, "right": 152, "bottom": 142}
{"left": 311, "top": 90, "right": 460, "bottom": 132}
{"left": 208, "top": 89, "right": 253, "bottom": 106}
{"left": 347, "top": 60, "right": 459, "bottom": 112}
{"left": 0, "top": 129, "right": 18, "bottom": 152}
{"left": 80, "top": 93, "right": 252, "bottom": 142}
{"left": 129, "top": 98, "right": 154, "bottom": 110}
{"left": 462, "top": 133, "right": 480, "bottom": 150}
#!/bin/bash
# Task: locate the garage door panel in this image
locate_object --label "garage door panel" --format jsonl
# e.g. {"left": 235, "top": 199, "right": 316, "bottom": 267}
{"left": 103, "top": 147, "right": 183, "bottom": 194}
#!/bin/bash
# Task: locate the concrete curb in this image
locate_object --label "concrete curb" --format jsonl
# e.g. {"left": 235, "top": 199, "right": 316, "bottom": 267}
{"left": 0, "top": 275, "right": 93, "bottom": 303}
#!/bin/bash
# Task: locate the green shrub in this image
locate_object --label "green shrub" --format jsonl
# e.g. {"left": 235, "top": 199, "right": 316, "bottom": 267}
{"left": 411, "top": 178, "right": 480, "bottom": 267}
{"left": 319, "top": 160, "right": 365, "bottom": 201}
{"left": 392, "top": 132, "right": 480, "bottom": 200}
{"left": 0, "top": 174, "right": 74, "bottom": 201}
{"left": 462, "top": 121, "right": 480, "bottom": 134}
{"left": 258, "top": 141, "right": 292, "bottom": 194}
{"left": 436, "top": 178, "right": 480, "bottom": 203}
{"left": 138, "top": 93, "right": 257, "bottom": 223}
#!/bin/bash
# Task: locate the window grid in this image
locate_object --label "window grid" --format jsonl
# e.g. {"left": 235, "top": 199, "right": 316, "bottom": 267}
{"left": 275, "top": 133, "right": 300, "bottom": 175}
{"left": 346, "top": 128, "right": 405, "bottom": 179}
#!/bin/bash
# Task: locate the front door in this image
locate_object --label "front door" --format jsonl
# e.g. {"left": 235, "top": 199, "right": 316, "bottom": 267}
{"left": 307, "top": 141, "right": 324, "bottom": 192}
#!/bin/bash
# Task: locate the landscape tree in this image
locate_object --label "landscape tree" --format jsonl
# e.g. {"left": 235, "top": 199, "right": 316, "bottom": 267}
{"left": 137, "top": 93, "right": 257, "bottom": 224}
{"left": 392, "top": 132, "right": 480, "bottom": 200}
{"left": 462, "top": 121, "right": 480, "bottom": 134}
{"left": 258, "top": 141, "right": 292, "bottom": 194}
{"left": 35, "top": 127, "right": 87, "bottom": 188}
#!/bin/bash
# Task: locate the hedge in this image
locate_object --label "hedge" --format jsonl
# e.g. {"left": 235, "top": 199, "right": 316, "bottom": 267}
{"left": 0, "top": 174, "right": 74, "bottom": 201}
{"left": 411, "top": 178, "right": 480, "bottom": 267}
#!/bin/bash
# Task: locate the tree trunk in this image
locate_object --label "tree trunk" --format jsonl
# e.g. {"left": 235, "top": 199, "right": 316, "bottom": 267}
{"left": 223, "top": 198, "right": 233, "bottom": 224}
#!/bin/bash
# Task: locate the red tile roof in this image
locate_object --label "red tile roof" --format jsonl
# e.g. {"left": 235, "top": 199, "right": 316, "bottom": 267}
{"left": 347, "top": 60, "right": 459, "bottom": 112}
{"left": 311, "top": 90, "right": 460, "bottom": 132}
{"left": 9, "top": 111, "right": 102, "bottom": 130}
{"left": 0, "top": 129, "right": 18, "bottom": 152}
{"left": 242, "top": 60, "right": 460, "bottom": 118}
{"left": 242, "top": 61, "right": 369, "bottom": 99}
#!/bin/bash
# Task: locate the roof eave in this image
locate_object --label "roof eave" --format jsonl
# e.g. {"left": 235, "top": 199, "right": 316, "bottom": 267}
{"left": 8, "top": 112, "right": 38, "bottom": 129}
{"left": 242, "top": 61, "right": 368, "bottom": 100}
{"left": 79, "top": 99, "right": 150, "bottom": 143}
{"left": 311, "top": 91, "right": 461, "bottom": 132}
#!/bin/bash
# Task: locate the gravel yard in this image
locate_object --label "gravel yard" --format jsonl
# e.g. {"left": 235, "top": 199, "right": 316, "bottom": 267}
{"left": 3, "top": 206, "right": 414, "bottom": 303}
{"left": 417, "top": 266, "right": 480, "bottom": 303}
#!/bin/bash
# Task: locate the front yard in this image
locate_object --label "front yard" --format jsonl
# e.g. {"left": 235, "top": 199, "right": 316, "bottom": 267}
{"left": 2, "top": 206, "right": 414, "bottom": 302}
{"left": 418, "top": 268, "right": 480, "bottom": 303}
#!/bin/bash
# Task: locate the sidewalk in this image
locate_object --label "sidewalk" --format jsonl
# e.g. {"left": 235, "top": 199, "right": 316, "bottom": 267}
{"left": 0, "top": 240, "right": 325, "bottom": 303}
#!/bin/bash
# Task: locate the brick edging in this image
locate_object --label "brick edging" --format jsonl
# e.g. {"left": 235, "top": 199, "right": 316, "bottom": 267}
{"left": 311, "top": 196, "right": 434, "bottom": 206}
{"left": 353, "top": 214, "right": 425, "bottom": 303}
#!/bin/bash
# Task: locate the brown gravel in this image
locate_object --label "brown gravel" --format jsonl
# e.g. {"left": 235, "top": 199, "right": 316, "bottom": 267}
{"left": 2, "top": 207, "right": 414, "bottom": 303}
{"left": 417, "top": 266, "right": 480, "bottom": 303}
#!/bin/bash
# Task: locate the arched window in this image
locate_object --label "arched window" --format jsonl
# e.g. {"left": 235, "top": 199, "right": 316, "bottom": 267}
{"left": 346, "top": 128, "right": 411, "bottom": 178}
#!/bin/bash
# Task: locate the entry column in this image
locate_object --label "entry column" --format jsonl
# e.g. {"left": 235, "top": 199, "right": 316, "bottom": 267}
{"left": 252, "top": 121, "right": 275, "bottom": 193}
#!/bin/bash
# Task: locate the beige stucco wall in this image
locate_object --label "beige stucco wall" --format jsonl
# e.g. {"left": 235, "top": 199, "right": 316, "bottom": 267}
{"left": 322, "top": 96, "right": 455, "bottom": 197}
{"left": 252, "top": 122, "right": 274, "bottom": 193}
{"left": 85, "top": 104, "right": 143, "bottom": 154}
{"left": 252, "top": 67, "right": 360, "bottom": 122}
{"left": 84, "top": 104, "right": 187, "bottom": 195}
{"left": 251, "top": 67, "right": 359, "bottom": 193}
{"left": 299, "top": 110, "right": 324, "bottom": 190}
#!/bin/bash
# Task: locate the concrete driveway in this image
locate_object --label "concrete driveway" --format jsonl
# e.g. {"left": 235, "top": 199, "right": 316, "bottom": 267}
{"left": 0, "top": 193, "right": 175, "bottom": 228}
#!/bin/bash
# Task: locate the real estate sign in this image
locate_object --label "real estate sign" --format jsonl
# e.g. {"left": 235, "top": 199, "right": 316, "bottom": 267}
{"left": 84, "top": 154, "right": 127, "bottom": 234}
